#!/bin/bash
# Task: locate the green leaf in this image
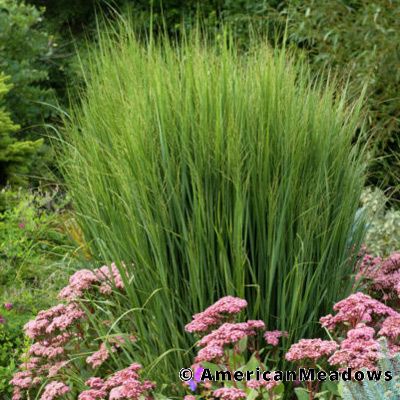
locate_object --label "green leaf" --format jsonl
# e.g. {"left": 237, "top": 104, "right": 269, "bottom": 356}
{"left": 295, "top": 387, "right": 311, "bottom": 400}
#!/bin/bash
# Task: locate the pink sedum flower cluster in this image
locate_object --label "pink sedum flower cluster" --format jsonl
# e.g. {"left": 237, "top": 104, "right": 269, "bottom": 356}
{"left": 11, "top": 263, "right": 128, "bottom": 400}
{"left": 78, "top": 363, "right": 155, "bottom": 400}
{"left": 185, "top": 296, "right": 247, "bottom": 333}
{"left": 264, "top": 330, "right": 288, "bottom": 346}
{"left": 328, "top": 324, "right": 382, "bottom": 371}
{"left": 247, "top": 372, "right": 280, "bottom": 391}
{"left": 59, "top": 263, "right": 125, "bottom": 300}
{"left": 320, "top": 292, "right": 398, "bottom": 330}
{"left": 285, "top": 339, "right": 338, "bottom": 363}
{"left": 213, "top": 387, "right": 247, "bottom": 399}
{"left": 357, "top": 252, "right": 400, "bottom": 303}
{"left": 40, "top": 381, "right": 70, "bottom": 400}
{"left": 195, "top": 321, "right": 265, "bottom": 362}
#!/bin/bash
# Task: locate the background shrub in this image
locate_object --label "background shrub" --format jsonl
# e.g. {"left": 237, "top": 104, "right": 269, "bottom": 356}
{"left": 359, "top": 187, "right": 400, "bottom": 256}
{"left": 0, "top": 74, "right": 43, "bottom": 186}
{"left": 62, "top": 24, "right": 366, "bottom": 378}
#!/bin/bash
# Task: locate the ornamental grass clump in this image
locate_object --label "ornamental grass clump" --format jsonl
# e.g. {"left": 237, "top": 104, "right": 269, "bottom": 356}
{"left": 61, "top": 21, "right": 367, "bottom": 378}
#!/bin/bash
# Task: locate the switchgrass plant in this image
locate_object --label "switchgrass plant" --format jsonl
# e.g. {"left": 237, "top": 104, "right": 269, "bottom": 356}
{"left": 60, "top": 22, "right": 367, "bottom": 382}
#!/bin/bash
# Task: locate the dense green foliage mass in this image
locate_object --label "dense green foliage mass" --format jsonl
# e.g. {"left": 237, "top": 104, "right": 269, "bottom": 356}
{"left": 24, "top": 0, "right": 400, "bottom": 202}
{"left": 62, "top": 26, "right": 366, "bottom": 379}
{"left": 282, "top": 0, "right": 400, "bottom": 202}
{"left": 0, "top": 0, "right": 55, "bottom": 130}
{"left": 0, "top": 74, "right": 43, "bottom": 185}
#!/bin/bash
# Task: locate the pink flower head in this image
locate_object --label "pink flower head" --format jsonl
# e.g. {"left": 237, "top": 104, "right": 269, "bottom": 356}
{"left": 18, "top": 223, "right": 25, "bottom": 229}
{"left": 320, "top": 292, "right": 398, "bottom": 330}
{"left": 4, "top": 303, "right": 13, "bottom": 310}
{"left": 185, "top": 296, "right": 248, "bottom": 333}
{"left": 78, "top": 389, "right": 107, "bottom": 400}
{"left": 104, "top": 363, "right": 143, "bottom": 389}
{"left": 184, "top": 396, "right": 197, "bottom": 400}
{"left": 356, "top": 253, "right": 400, "bottom": 302}
{"left": 10, "top": 371, "right": 34, "bottom": 390}
{"left": 195, "top": 344, "right": 225, "bottom": 363}
{"left": 328, "top": 323, "right": 381, "bottom": 371}
{"left": 213, "top": 387, "right": 247, "bottom": 399}
{"left": 285, "top": 339, "right": 338, "bottom": 363}
{"left": 24, "top": 303, "right": 85, "bottom": 339}
{"left": 198, "top": 321, "right": 265, "bottom": 347}
{"left": 195, "top": 320, "right": 264, "bottom": 362}
{"left": 12, "top": 387, "right": 22, "bottom": 400}
{"left": 85, "top": 377, "right": 105, "bottom": 389}
{"left": 247, "top": 372, "right": 280, "bottom": 391}
{"left": 40, "top": 381, "right": 70, "bottom": 400}
{"left": 264, "top": 330, "right": 288, "bottom": 346}
{"left": 59, "top": 263, "right": 125, "bottom": 300}
{"left": 86, "top": 343, "right": 112, "bottom": 368}
{"left": 108, "top": 380, "right": 155, "bottom": 399}
{"left": 378, "top": 315, "right": 400, "bottom": 340}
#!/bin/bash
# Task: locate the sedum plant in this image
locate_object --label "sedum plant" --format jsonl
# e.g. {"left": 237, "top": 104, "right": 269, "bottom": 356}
{"left": 340, "top": 343, "right": 400, "bottom": 400}
{"left": 61, "top": 21, "right": 367, "bottom": 380}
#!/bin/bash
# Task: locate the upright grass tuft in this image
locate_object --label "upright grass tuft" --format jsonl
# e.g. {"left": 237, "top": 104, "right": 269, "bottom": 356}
{"left": 60, "top": 23, "right": 367, "bottom": 382}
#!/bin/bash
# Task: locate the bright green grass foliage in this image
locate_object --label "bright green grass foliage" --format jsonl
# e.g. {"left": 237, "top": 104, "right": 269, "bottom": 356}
{"left": 61, "top": 25, "right": 366, "bottom": 381}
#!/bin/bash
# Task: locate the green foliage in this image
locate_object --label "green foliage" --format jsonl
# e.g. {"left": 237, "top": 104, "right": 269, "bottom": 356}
{"left": 0, "top": 74, "right": 43, "bottom": 186}
{"left": 341, "top": 342, "right": 400, "bottom": 400}
{"left": 0, "top": 308, "right": 31, "bottom": 399}
{"left": 360, "top": 187, "right": 400, "bottom": 256}
{"left": 62, "top": 23, "right": 367, "bottom": 382}
{"left": 0, "top": 187, "right": 75, "bottom": 288}
{"left": 0, "top": 187, "right": 82, "bottom": 396}
{"left": 279, "top": 0, "right": 400, "bottom": 202}
{"left": 0, "top": 0, "right": 55, "bottom": 129}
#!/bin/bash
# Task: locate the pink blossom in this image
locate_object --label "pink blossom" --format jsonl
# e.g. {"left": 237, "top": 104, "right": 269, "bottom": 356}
{"left": 59, "top": 269, "right": 98, "bottom": 300}
{"left": 356, "top": 252, "right": 400, "bottom": 302}
{"left": 328, "top": 324, "right": 382, "bottom": 371}
{"left": 264, "top": 330, "right": 288, "bottom": 346}
{"left": 195, "top": 343, "right": 225, "bottom": 362}
{"left": 213, "top": 387, "right": 247, "bottom": 399}
{"left": 104, "top": 363, "right": 143, "bottom": 389}
{"left": 285, "top": 339, "right": 338, "bottom": 363}
{"left": 47, "top": 361, "right": 68, "bottom": 378}
{"left": 78, "top": 389, "right": 107, "bottom": 400}
{"left": 40, "top": 381, "right": 70, "bottom": 400}
{"left": 185, "top": 296, "right": 248, "bottom": 333}
{"left": 85, "top": 377, "right": 105, "bottom": 389}
{"left": 184, "top": 396, "right": 197, "bottom": 400}
{"left": 4, "top": 303, "right": 13, "bottom": 310}
{"left": 247, "top": 372, "right": 280, "bottom": 391}
{"left": 194, "top": 321, "right": 265, "bottom": 362}
{"left": 24, "top": 303, "right": 85, "bottom": 339}
{"left": 198, "top": 321, "right": 265, "bottom": 347}
{"left": 12, "top": 388, "right": 22, "bottom": 400}
{"left": 10, "top": 371, "right": 33, "bottom": 389}
{"left": 86, "top": 343, "right": 112, "bottom": 368}
{"left": 59, "top": 263, "right": 125, "bottom": 300}
{"left": 378, "top": 315, "right": 400, "bottom": 340}
{"left": 319, "top": 292, "right": 398, "bottom": 330}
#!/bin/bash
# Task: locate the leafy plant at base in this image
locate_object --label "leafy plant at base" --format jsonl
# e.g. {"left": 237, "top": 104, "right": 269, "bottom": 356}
{"left": 61, "top": 21, "right": 367, "bottom": 383}
{"left": 340, "top": 341, "right": 400, "bottom": 400}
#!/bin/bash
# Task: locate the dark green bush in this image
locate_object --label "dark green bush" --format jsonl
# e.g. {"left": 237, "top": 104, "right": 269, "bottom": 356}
{"left": 279, "top": 0, "right": 400, "bottom": 202}
{"left": 0, "top": 74, "right": 43, "bottom": 186}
